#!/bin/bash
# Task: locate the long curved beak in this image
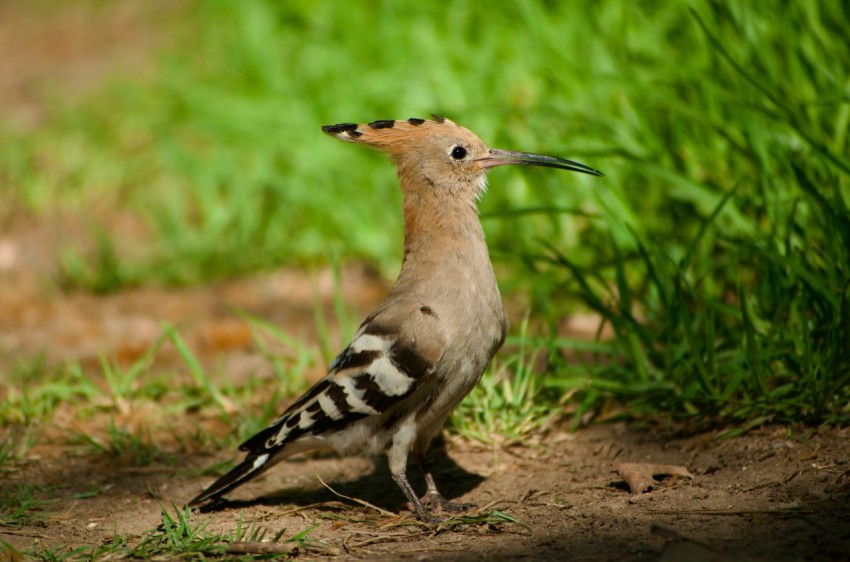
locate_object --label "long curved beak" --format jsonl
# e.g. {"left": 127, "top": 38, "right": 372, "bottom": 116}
{"left": 478, "top": 149, "right": 603, "bottom": 176}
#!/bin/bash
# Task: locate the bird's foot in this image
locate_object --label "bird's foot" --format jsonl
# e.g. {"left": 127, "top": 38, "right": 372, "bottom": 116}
{"left": 428, "top": 493, "right": 476, "bottom": 515}
{"left": 416, "top": 491, "right": 476, "bottom": 515}
{"left": 404, "top": 497, "right": 444, "bottom": 524}
{"left": 416, "top": 510, "right": 446, "bottom": 525}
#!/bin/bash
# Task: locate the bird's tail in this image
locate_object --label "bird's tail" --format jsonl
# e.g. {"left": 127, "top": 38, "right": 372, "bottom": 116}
{"left": 187, "top": 452, "right": 273, "bottom": 507}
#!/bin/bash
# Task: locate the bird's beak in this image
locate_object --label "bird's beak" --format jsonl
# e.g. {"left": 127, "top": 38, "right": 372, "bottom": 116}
{"left": 478, "top": 149, "right": 603, "bottom": 177}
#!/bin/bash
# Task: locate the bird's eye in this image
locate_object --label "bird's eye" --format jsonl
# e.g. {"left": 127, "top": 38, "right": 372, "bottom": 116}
{"left": 450, "top": 146, "right": 468, "bottom": 160}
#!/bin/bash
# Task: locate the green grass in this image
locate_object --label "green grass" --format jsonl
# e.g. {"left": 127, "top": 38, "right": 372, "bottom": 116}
{"left": 0, "top": 359, "right": 98, "bottom": 426}
{"left": 0, "top": 483, "right": 51, "bottom": 529}
{"left": 7, "top": 505, "right": 331, "bottom": 560}
{"left": 69, "top": 419, "right": 176, "bottom": 467}
{"left": 0, "top": 316, "right": 320, "bottom": 470}
{"left": 518, "top": 6, "right": 850, "bottom": 425}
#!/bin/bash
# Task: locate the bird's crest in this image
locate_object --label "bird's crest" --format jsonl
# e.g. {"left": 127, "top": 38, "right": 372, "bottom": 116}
{"left": 322, "top": 115, "right": 463, "bottom": 153}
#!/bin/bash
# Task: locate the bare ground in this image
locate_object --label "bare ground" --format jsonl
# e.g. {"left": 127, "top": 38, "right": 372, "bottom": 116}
{"left": 2, "top": 421, "right": 849, "bottom": 561}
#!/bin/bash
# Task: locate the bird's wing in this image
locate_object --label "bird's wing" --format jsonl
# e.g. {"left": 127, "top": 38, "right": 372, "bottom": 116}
{"left": 187, "top": 303, "right": 446, "bottom": 507}
{"left": 239, "top": 304, "right": 447, "bottom": 452}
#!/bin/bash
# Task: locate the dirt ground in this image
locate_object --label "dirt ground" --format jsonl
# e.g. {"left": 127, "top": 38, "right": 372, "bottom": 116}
{"left": 2, "top": 4, "right": 849, "bottom": 561}
{"left": 2, "top": 421, "right": 849, "bottom": 561}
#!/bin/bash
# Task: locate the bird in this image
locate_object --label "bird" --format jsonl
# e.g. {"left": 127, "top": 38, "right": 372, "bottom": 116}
{"left": 187, "top": 115, "right": 603, "bottom": 523}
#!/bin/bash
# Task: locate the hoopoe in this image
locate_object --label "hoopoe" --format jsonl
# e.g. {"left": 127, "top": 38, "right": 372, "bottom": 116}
{"left": 187, "top": 115, "right": 602, "bottom": 523}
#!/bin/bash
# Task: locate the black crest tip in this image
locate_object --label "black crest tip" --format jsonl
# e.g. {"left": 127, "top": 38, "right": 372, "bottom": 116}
{"left": 322, "top": 123, "right": 359, "bottom": 135}
{"left": 368, "top": 120, "right": 396, "bottom": 129}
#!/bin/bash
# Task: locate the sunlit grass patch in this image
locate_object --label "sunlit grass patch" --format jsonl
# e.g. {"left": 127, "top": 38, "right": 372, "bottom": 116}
{"left": 0, "top": 318, "right": 325, "bottom": 474}
{"left": 127, "top": 507, "right": 228, "bottom": 558}
{"left": 0, "top": 359, "right": 98, "bottom": 426}
{"left": 68, "top": 419, "right": 176, "bottom": 467}
{"left": 518, "top": 7, "right": 850, "bottom": 426}
{"left": 0, "top": 359, "right": 100, "bottom": 464}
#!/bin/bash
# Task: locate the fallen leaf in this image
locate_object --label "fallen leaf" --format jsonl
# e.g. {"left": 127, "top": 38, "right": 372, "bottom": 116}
{"left": 615, "top": 463, "right": 694, "bottom": 493}
{"left": 792, "top": 449, "right": 818, "bottom": 462}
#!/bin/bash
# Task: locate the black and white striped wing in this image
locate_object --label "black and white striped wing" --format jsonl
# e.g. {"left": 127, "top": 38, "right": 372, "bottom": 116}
{"left": 187, "top": 311, "right": 445, "bottom": 507}
{"left": 241, "top": 329, "right": 438, "bottom": 452}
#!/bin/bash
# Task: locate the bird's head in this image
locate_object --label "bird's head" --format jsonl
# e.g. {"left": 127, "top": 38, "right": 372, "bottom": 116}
{"left": 322, "top": 115, "right": 602, "bottom": 200}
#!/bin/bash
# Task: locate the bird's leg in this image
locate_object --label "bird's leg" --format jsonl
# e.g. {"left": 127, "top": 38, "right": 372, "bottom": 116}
{"left": 389, "top": 428, "right": 445, "bottom": 524}
{"left": 392, "top": 472, "right": 443, "bottom": 524}
{"left": 415, "top": 452, "right": 476, "bottom": 515}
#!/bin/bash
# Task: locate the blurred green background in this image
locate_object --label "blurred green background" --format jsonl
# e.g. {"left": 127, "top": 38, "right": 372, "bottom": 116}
{"left": 2, "top": 0, "right": 849, "bottom": 426}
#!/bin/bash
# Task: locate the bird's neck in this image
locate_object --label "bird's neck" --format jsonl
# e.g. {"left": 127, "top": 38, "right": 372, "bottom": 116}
{"left": 404, "top": 187, "right": 482, "bottom": 249}
{"left": 394, "top": 188, "right": 497, "bottom": 296}
{"left": 388, "top": 178, "right": 507, "bottom": 349}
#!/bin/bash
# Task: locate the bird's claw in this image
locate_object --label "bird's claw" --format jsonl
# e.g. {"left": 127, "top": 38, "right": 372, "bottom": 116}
{"left": 434, "top": 498, "right": 477, "bottom": 514}
{"left": 418, "top": 511, "right": 446, "bottom": 525}
{"left": 410, "top": 491, "right": 476, "bottom": 518}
